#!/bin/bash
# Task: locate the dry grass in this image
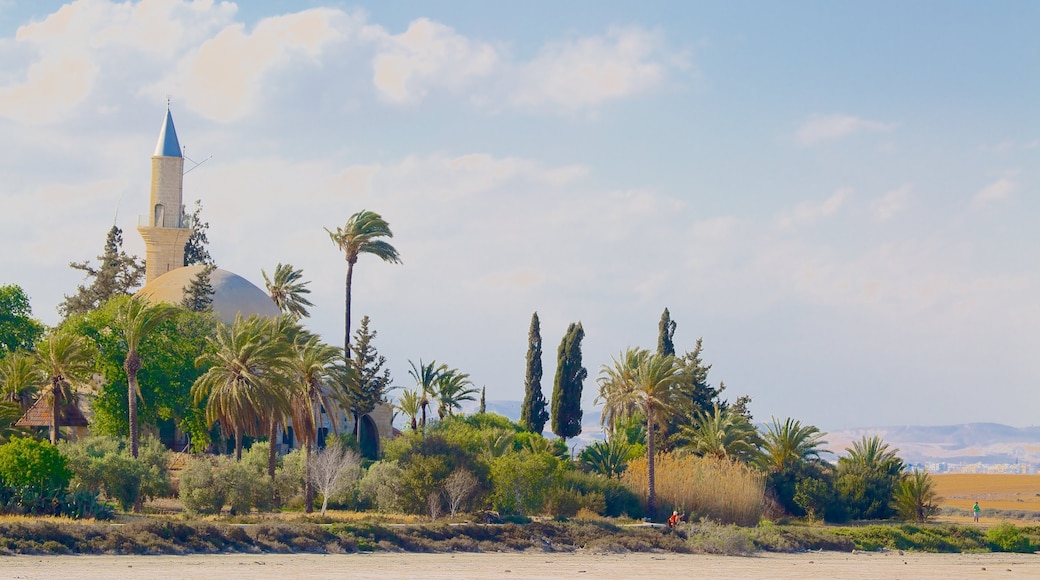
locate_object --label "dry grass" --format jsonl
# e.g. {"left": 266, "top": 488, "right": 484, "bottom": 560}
{"left": 622, "top": 453, "right": 764, "bottom": 525}
{"left": 933, "top": 474, "right": 1040, "bottom": 513}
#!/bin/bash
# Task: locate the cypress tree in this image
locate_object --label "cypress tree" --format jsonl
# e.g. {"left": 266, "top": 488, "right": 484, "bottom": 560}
{"left": 520, "top": 312, "right": 548, "bottom": 433}
{"left": 181, "top": 264, "right": 215, "bottom": 312}
{"left": 657, "top": 307, "right": 676, "bottom": 357}
{"left": 551, "top": 321, "right": 586, "bottom": 442}
{"left": 183, "top": 199, "right": 214, "bottom": 266}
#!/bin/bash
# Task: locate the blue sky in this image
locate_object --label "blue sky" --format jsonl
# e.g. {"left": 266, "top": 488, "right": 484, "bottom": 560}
{"left": 0, "top": 1, "right": 1036, "bottom": 431}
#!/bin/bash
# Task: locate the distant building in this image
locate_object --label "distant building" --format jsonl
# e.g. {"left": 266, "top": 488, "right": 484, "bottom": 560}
{"left": 134, "top": 108, "right": 391, "bottom": 456}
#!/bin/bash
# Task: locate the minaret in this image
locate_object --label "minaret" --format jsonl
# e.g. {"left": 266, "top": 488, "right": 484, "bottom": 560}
{"left": 138, "top": 108, "right": 191, "bottom": 283}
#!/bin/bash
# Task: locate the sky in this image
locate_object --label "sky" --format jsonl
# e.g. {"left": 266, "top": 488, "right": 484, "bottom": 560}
{"left": 0, "top": 1, "right": 1037, "bottom": 432}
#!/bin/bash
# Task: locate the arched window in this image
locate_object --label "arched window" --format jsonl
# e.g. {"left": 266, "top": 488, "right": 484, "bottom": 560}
{"left": 154, "top": 204, "right": 165, "bottom": 227}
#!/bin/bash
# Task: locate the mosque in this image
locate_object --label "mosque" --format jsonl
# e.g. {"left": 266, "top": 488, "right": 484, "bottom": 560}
{"left": 135, "top": 108, "right": 392, "bottom": 458}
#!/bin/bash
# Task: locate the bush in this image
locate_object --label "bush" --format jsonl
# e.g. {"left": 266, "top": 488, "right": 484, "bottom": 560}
{"left": 623, "top": 453, "right": 764, "bottom": 525}
{"left": 358, "top": 460, "right": 404, "bottom": 512}
{"left": 489, "top": 451, "right": 563, "bottom": 515}
{"left": 0, "top": 437, "right": 72, "bottom": 491}
{"left": 987, "top": 521, "right": 1034, "bottom": 553}
{"left": 60, "top": 436, "right": 172, "bottom": 511}
{"left": 179, "top": 457, "right": 225, "bottom": 515}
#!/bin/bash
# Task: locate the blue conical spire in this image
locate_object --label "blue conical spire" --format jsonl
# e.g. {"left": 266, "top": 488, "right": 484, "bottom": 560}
{"left": 153, "top": 108, "right": 182, "bottom": 157}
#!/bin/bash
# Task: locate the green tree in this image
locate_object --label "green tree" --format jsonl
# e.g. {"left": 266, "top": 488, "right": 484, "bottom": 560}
{"left": 35, "top": 331, "right": 94, "bottom": 444}
{"left": 892, "top": 469, "right": 940, "bottom": 522}
{"left": 63, "top": 297, "right": 216, "bottom": 452}
{"left": 579, "top": 437, "right": 634, "bottom": 480}
{"left": 676, "top": 403, "right": 761, "bottom": 464}
{"left": 436, "top": 367, "right": 477, "bottom": 419}
{"left": 489, "top": 450, "right": 564, "bottom": 515}
{"left": 59, "top": 226, "right": 144, "bottom": 318}
{"left": 551, "top": 322, "right": 586, "bottom": 442}
{"left": 520, "top": 312, "right": 548, "bottom": 434}
{"left": 0, "top": 285, "right": 45, "bottom": 355}
{"left": 664, "top": 338, "right": 725, "bottom": 448}
{"left": 115, "top": 296, "right": 178, "bottom": 458}
{"left": 262, "top": 263, "right": 314, "bottom": 319}
{"left": 396, "top": 389, "right": 421, "bottom": 431}
{"left": 759, "top": 417, "right": 830, "bottom": 516}
{"left": 183, "top": 199, "right": 214, "bottom": 267}
{"left": 0, "top": 436, "right": 72, "bottom": 491}
{"left": 836, "top": 435, "right": 904, "bottom": 520}
{"left": 344, "top": 316, "right": 392, "bottom": 442}
{"left": 325, "top": 210, "right": 401, "bottom": 357}
{"left": 180, "top": 263, "right": 215, "bottom": 312}
{"left": 0, "top": 351, "right": 45, "bottom": 412}
{"left": 288, "top": 334, "right": 342, "bottom": 512}
{"left": 0, "top": 402, "right": 27, "bottom": 444}
{"left": 657, "top": 307, "right": 676, "bottom": 357}
{"left": 596, "top": 348, "right": 681, "bottom": 518}
{"left": 408, "top": 359, "right": 443, "bottom": 430}
{"left": 192, "top": 315, "right": 292, "bottom": 460}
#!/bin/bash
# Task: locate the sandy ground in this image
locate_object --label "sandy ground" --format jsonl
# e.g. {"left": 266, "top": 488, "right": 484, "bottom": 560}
{"left": 2, "top": 551, "right": 1040, "bottom": 579}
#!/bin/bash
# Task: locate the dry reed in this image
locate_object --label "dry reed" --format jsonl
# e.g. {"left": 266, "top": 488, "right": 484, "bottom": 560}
{"left": 622, "top": 453, "right": 764, "bottom": 526}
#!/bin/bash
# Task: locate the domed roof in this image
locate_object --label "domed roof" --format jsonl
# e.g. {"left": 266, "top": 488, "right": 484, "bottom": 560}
{"left": 136, "top": 265, "right": 280, "bottom": 324}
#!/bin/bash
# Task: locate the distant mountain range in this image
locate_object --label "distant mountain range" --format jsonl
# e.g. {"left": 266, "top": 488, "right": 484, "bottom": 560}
{"left": 827, "top": 423, "right": 1040, "bottom": 465}
{"left": 468, "top": 403, "right": 1040, "bottom": 465}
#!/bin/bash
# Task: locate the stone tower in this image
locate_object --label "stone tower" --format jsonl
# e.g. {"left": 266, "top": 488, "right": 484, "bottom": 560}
{"left": 138, "top": 108, "right": 191, "bottom": 283}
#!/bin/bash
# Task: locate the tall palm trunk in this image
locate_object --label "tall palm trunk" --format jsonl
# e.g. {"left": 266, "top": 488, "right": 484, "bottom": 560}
{"left": 344, "top": 259, "right": 355, "bottom": 358}
{"left": 126, "top": 350, "right": 142, "bottom": 458}
{"left": 304, "top": 444, "right": 314, "bottom": 513}
{"left": 50, "top": 377, "right": 61, "bottom": 445}
{"left": 647, "top": 405, "right": 656, "bottom": 520}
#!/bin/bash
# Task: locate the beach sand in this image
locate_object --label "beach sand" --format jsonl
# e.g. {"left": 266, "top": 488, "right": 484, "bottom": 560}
{"left": 3, "top": 551, "right": 1040, "bottom": 579}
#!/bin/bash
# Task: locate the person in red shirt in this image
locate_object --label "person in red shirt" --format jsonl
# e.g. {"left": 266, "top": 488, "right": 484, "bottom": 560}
{"left": 667, "top": 511, "right": 681, "bottom": 528}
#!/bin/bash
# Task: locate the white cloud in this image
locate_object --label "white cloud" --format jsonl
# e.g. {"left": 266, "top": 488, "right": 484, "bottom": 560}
{"left": 510, "top": 27, "right": 676, "bottom": 111}
{"left": 371, "top": 18, "right": 499, "bottom": 104}
{"left": 972, "top": 178, "right": 1016, "bottom": 207}
{"left": 872, "top": 183, "right": 912, "bottom": 221}
{"left": 774, "top": 188, "right": 852, "bottom": 230}
{"left": 148, "top": 8, "right": 346, "bottom": 121}
{"left": 795, "top": 114, "right": 896, "bottom": 145}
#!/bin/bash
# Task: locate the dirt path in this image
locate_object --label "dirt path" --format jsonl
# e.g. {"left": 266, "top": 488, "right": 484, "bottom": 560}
{"left": 3, "top": 551, "right": 1040, "bottom": 579}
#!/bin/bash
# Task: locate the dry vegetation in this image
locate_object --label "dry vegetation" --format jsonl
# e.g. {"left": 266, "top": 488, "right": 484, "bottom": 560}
{"left": 622, "top": 454, "right": 765, "bottom": 525}
{"left": 932, "top": 474, "right": 1040, "bottom": 523}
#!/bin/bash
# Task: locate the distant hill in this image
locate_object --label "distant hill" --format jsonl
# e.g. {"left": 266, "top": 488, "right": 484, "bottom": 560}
{"left": 826, "top": 423, "right": 1040, "bottom": 465}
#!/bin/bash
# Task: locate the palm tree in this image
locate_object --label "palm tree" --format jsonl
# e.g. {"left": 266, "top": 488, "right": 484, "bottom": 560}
{"left": 35, "top": 331, "right": 94, "bottom": 444}
{"left": 0, "top": 351, "right": 45, "bottom": 412}
{"left": 596, "top": 348, "right": 681, "bottom": 519}
{"left": 579, "top": 437, "right": 633, "bottom": 479}
{"left": 262, "top": 263, "right": 314, "bottom": 319}
{"left": 759, "top": 417, "right": 828, "bottom": 474}
{"left": 842, "top": 435, "right": 903, "bottom": 474}
{"left": 116, "top": 296, "right": 178, "bottom": 458}
{"left": 325, "top": 210, "right": 401, "bottom": 356}
{"left": 677, "top": 403, "right": 761, "bottom": 463}
{"left": 408, "top": 359, "right": 443, "bottom": 429}
{"left": 435, "top": 368, "right": 478, "bottom": 419}
{"left": 892, "top": 469, "right": 940, "bottom": 522}
{"left": 396, "top": 389, "right": 421, "bottom": 431}
{"left": 192, "top": 315, "right": 292, "bottom": 460}
{"left": 287, "top": 335, "right": 343, "bottom": 513}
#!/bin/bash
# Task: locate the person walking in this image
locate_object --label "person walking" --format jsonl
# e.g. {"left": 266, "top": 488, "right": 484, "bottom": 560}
{"left": 973, "top": 501, "right": 980, "bottom": 523}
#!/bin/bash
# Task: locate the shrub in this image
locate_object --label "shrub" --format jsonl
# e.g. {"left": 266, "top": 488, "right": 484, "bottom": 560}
{"left": 489, "top": 451, "right": 563, "bottom": 515}
{"left": 987, "top": 521, "right": 1034, "bottom": 553}
{"left": 178, "top": 457, "right": 225, "bottom": 515}
{"left": 623, "top": 453, "right": 764, "bottom": 525}
{"left": 60, "top": 435, "right": 172, "bottom": 511}
{"left": 358, "top": 460, "right": 404, "bottom": 512}
{"left": 0, "top": 437, "right": 72, "bottom": 491}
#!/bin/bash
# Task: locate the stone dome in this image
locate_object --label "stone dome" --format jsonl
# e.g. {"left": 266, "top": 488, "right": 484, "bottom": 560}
{"left": 136, "top": 265, "right": 280, "bottom": 324}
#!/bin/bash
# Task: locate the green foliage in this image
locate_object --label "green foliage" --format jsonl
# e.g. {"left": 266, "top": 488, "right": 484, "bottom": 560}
{"left": 180, "top": 264, "right": 215, "bottom": 312}
{"left": 62, "top": 297, "right": 216, "bottom": 448}
{"left": 986, "top": 521, "right": 1035, "bottom": 553}
{"left": 579, "top": 438, "right": 634, "bottom": 479}
{"left": 520, "top": 311, "right": 548, "bottom": 433}
{"left": 676, "top": 403, "right": 761, "bottom": 464}
{"left": 663, "top": 338, "right": 725, "bottom": 449}
{"left": 793, "top": 477, "right": 833, "bottom": 522}
{"left": 657, "top": 308, "right": 676, "bottom": 357}
{"left": 59, "top": 226, "right": 145, "bottom": 319}
{"left": 0, "top": 437, "right": 72, "bottom": 491}
{"left": 835, "top": 435, "right": 904, "bottom": 520}
{"left": 262, "top": 263, "right": 313, "bottom": 319}
{"left": 60, "top": 435, "right": 171, "bottom": 511}
{"left": 178, "top": 454, "right": 273, "bottom": 515}
{"left": 358, "top": 460, "right": 404, "bottom": 512}
{"left": 345, "top": 316, "right": 392, "bottom": 431}
{"left": 551, "top": 322, "right": 585, "bottom": 441}
{"left": 183, "top": 199, "right": 214, "bottom": 267}
{"left": 489, "top": 451, "right": 564, "bottom": 515}
{"left": 178, "top": 457, "right": 225, "bottom": 515}
{"left": 0, "top": 284, "right": 45, "bottom": 355}
{"left": 892, "top": 469, "right": 940, "bottom": 523}
{"left": 0, "top": 351, "right": 45, "bottom": 413}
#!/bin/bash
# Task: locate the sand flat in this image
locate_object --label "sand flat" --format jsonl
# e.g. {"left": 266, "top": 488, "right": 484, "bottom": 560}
{"left": 2, "top": 551, "right": 1040, "bottom": 579}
